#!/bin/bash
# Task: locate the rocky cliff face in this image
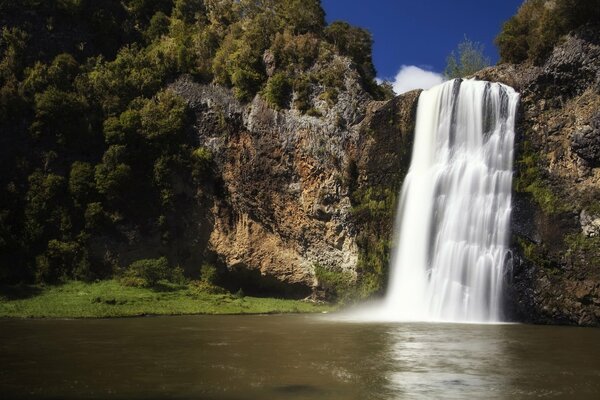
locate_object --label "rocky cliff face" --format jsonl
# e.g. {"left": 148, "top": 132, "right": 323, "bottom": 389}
{"left": 474, "top": 25, "right": 600, "bottom": 326}
{"left": 170, "top": 62, "right": 419, "bottom": 299}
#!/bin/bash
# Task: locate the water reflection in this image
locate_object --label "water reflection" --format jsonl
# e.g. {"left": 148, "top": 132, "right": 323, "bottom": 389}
{"left": 382, "top": 323, "right": 510, "bottom": 399}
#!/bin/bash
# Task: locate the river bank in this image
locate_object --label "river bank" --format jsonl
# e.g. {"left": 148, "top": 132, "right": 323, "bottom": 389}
{"left": 0, "top": 280, "right": 333, "bottom": 318}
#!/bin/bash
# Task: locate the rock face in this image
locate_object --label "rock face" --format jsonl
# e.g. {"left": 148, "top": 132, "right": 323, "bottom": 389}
{"left": 170, "top": 64, "right": 419, "bottom": 298}
{"left": 475, "top": 25, "right": 600, "bottom": 326}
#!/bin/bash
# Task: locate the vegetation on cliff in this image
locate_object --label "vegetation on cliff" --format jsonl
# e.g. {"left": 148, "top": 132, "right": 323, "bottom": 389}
{"left": 496, "top": 0, "right": 600, "bottom": 64}
{"left": 0, "top": 0, "right": 388, "bottom": 287}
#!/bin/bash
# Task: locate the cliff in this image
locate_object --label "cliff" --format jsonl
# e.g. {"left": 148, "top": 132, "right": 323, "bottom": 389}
{"left": 169, "top": 65, "right": 419, "bottom": 299}
{"left": 473, "top": 25, "right": 600, "bottom": 326}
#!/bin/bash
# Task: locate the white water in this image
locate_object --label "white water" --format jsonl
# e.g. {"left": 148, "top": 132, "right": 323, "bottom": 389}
{"left": 378, "top": 79, "right": 519, "bottom": 323}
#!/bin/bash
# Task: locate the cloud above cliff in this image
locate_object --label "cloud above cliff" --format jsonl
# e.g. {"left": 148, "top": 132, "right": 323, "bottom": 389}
{"left": 390, "top": 65, "right": 444, "bottom": 94}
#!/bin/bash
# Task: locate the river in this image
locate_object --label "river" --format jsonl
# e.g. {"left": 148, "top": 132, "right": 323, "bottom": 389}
{"left": 1, "top": 314, "right": 600, "bottom": 399}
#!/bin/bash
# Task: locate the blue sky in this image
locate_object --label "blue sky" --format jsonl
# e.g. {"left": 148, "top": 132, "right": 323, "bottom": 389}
{"left": 321, "top": 0, "right": 524, "bottom": 93}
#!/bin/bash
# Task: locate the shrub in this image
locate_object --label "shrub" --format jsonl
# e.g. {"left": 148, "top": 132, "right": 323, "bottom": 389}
{"left": 35, "top": 239, "right": 90, "bottom": 283}
{"left": 145, "top": 11, "right": 170, "bottom": 41}
{"left": 125, "top": 257, "right": 170, "bottom": 287}
{"left": 314, "top": 263, "right": 355, "bottom": 302}
{"left": 69, "top": 161, "right": 95, "bottom": 205}
{"left": 200, "top": 263, "right": 218, "bottom": 285}
{"left": 189, "top": 279, "right": 227, "bottom": 295}
{"left": 292, "top": 75, "right": 312, "bottom": 113}
{"left": 263, "top": 73, "right": 292, "bottom": 110}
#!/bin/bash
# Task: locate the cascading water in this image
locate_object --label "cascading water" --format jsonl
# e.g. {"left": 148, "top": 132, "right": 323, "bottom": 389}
{"left": 382, "top": 78, "right": 519, "bottom": 323}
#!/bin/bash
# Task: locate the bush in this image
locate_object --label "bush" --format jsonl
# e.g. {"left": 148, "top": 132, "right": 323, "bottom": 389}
{"left": 69, "top": 161, "right": 95, "bottom": 205}
{"left": 84, "top": 202, "right": 109, "bottom": 230}
{"left": 188, "top": 279, "right": 227, "bottom": 295}
{"left": 35, "top": 239, "right": 90, "bottom": 283}
{"left": 200, "top": 263, "right": 218, "bottom": 285}
{"left": 145, "top": 11, "right": 170, "bottom": 41}
{"left": 314, "top": 263, "right": 355, "bottom": 302}
{"left": 125, "top": 257, "right": 170, "bottom": 287}
{"left": 263, "top": 72, "right": 292, "bottom": 110}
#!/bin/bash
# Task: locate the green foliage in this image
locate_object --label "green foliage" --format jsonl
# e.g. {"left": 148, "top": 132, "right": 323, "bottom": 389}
{"left": 200, "top": 262, "right": 218, "bottom": 285}
{"left": 0, "top": 27, "right": 28, "bottom": 79}
{"left": 351, "top": 187, "right": 397, "bottom": 221}
{"left": 565, "top": 233, "right": 600, "bottom": 267}
{"left": 516, "top": 236, "right": 556, "bottom": 272}
{"left": 173, "top": 0, "right": 206, "bottom": 24}
{"left": 292, "top": 75, "right": 312, "bottom": 112}
{"left": 30, "top": 87, "right": 89, "bottom": 148}
{"left": 191, "top": 147, "right": 212, "bottom": 180}
{"left": 212, "top": 28, "right": 266, "bottom": 101}
{"left": 69, "top": 161, "right": 95, "bottom": 205}
{"left": 325, "top": 21, "right": 376, "bottom": 84}
{"left": 24, "top": 171, "right": 69, "bottom": 243}
{"left": 94, "top": 146, "right": 133, "bottom": 204}
{"left": 349, "top": 184, "right": 400, "bottom": 299}
{"left": 444, "top": 37, "right": 491, "bottom": 79}
{"left": 314, "top": 264, "right": 355, "bottom": 303}
{"left": 139, "top": 90, "right": 188, "bottom": 140}
{"left": 125, "top": 257, "right": 171, "bottom": 287}
{"left": 271, "top": 32, "right": 320, "bottom": 72}
{"left": 145, "top": 11, "right": 171, "bottom": 41}
{"left": 35, "top": 239, "right": 90, "bottom": 283}
{"left": 514, "top": 143, "right": 570, "bottom": 214}
{"left": 496, "top": 0, "right": 600, "bottom": 65}
{"left": 263, "top": 72, "right": 292, "bottom": 110}
{"left": 84, "top": 202, "right": 109, "bottom": 230}
{"left": 0, "top": 280, "right": 334, "bottom": 318}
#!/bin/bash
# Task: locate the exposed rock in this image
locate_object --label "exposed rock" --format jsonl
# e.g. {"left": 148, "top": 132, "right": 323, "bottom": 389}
{"left": 571, "top": 112, "right": 600, "bottom": 166}
{"left": 580, "top": 209, "right": 600, "bottom": 237}
{"left": 169, "top": 65, "right": 417, "bottom": 298}
{"left": 263, "top": 49, "right": 276, "bottom": 78}
{"left": 480, "top": 25, "right": 600, "bottom": 326}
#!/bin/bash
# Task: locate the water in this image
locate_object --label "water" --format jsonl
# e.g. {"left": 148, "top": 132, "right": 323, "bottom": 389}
{"left": 383, "top": 79, "right": 520, "bottom": 323}
{"left": 1, "top": 315, "right": 600, "bottom": 399}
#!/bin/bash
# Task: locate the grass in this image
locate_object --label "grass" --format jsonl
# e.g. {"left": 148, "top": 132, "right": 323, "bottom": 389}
{"left": 0, "top": 280, "right": 334, "bottom": 318}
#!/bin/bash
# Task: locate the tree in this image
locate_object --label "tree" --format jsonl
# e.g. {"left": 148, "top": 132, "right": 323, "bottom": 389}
{"left": 325, "top": 21, "right": 376, "bottom": 82}
{"left": 444, "top": 37, "right": 491, "bottom": 79}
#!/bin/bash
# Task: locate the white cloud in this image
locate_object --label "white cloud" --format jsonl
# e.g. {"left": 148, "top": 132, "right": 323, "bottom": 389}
{"left": 389, "top": 65, "right": 444, "bottom": 95}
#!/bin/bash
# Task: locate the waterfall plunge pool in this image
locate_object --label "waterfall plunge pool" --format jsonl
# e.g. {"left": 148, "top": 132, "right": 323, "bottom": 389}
{"left": 2, "top": 314, "right": 600, "bottom": 399}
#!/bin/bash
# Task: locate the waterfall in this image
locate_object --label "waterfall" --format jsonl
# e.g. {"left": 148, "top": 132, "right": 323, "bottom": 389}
{"left": 383, "top": 79, "right": 519, "bottom": 323}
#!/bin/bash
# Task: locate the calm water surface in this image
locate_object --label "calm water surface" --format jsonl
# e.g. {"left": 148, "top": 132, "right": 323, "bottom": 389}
{"left": 1, "top": 314, "right": 600, "bottom": 399}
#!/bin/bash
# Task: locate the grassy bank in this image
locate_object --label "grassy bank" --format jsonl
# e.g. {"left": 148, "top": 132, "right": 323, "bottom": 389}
{"left": 0, "top": 280, "right": 334, "bottom": 318}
